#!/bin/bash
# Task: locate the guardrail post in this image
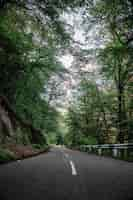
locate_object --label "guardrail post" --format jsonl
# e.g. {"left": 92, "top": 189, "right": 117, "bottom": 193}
{"left": 89, "top": 146, "right": 91, "bottom": 152}
{"left": 98, "top": 148, "right": 102, "bottom": 155}
{"left": 113, "top": 148, "right": 118, "bottom": 157}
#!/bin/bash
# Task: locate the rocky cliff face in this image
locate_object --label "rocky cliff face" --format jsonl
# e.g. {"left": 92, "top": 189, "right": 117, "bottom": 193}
{"left": 0, "top": 97, "right": 14, "bottom": 143}
{"left": 0, "top": 96, "right": 46, "bottom": 145}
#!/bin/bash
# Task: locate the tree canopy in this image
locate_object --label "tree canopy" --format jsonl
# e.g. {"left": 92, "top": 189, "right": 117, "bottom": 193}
{"left": 0, "top": 0, "right": 133, "bottom": 148}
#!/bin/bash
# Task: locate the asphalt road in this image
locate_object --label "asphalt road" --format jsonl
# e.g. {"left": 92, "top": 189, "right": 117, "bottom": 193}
{"left": 0, "top": 146, "right": 133, "bottom": 200}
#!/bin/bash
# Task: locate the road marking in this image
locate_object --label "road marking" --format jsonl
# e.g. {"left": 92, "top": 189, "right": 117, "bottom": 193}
{"left": 69, "top": 160, "right": 77, "bottom": 176}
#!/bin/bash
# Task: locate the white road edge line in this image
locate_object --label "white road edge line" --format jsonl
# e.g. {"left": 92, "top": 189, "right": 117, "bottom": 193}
{"left": 69, "top": 160, "right": 77, "bottom": 176}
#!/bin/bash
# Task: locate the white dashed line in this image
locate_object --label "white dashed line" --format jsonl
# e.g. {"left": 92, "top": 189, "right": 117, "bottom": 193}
{"left": 69, "top": 160, "right": 77, "bottom": 176}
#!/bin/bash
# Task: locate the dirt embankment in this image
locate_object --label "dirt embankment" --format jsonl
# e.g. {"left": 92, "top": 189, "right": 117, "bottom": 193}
{"left": 0, "top": 143, "right": 49, "bottom": 164}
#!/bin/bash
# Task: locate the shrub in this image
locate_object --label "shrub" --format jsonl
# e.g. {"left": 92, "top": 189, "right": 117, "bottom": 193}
{"left": 0, "top": 148, "right": 16, "bottom": 163}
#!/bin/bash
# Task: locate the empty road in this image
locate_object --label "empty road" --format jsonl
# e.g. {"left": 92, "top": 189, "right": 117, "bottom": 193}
{"left": 0, "top": 147, "right": 133, "bottom": 200}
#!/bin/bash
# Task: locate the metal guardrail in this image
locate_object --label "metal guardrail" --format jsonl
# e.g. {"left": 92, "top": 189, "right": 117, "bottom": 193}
{"left": 80, "top": 143, "right": 133, "bottom": 161}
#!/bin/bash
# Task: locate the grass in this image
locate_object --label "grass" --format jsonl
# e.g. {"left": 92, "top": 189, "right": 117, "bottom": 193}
{"left": 0, "top": 148, "right": 16, "bottom": 164}
{"left": 32, "top": 143, "right": 49, "bottom": 151}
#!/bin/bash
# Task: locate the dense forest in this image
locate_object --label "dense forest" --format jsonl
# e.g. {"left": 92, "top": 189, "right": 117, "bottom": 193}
{"left": 0, "top": 0, "right": 133, "bottom": 158}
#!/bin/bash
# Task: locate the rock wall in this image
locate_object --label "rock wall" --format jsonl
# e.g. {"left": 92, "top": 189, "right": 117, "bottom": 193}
{"left": 0, "top": 95, "right": 46, "bottom": 145}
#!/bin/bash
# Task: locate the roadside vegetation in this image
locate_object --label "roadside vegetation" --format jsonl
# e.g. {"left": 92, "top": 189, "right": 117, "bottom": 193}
{"left": 0, "top": 0, "right": 84, "bottom": 163}
{"left": 65, "top": 0, "right": 133, "bottom": 148}
{"left": 0, "top": 148, "right": 16, "bottom": 164}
